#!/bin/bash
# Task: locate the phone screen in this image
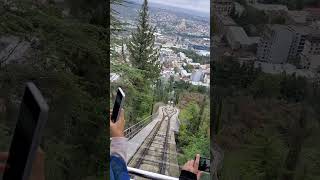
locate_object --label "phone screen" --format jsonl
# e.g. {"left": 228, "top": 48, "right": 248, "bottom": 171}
{"left": 111, "top": 89, "right": 123, "bottom": 123}
{"left": 3, "top": 87, "right": 40, "bottom": 180}
{"left": 198, "top": 157, "right": 210, "bottom": 173}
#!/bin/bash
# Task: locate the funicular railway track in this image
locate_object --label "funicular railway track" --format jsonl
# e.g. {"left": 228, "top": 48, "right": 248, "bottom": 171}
{"left": 129, "top": 106, "right": 177, "bottom": 179}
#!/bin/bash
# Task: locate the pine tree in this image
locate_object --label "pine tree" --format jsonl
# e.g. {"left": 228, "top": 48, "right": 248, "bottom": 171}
{"left": 127, "top": 0, "right": 160, "bottom": 81}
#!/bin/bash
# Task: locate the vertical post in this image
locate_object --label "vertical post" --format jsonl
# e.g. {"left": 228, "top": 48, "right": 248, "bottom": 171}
{"left": 150, "top": 80, "right": 157, "bottom": 115}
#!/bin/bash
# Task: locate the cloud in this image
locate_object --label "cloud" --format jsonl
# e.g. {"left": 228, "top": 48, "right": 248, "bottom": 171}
{"left": 133, "top": 0, "right": 210, "bottom": 13}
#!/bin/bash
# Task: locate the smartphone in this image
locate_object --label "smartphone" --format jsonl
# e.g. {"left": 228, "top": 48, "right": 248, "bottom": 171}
{"left": 3, "top": 82, "right": 49, "bottom": 180}
{"left": 196, "top": 156, "right": 210, "bottom": 173}
{"left": 111, "top": 87, "right": 125, "bottom": 123}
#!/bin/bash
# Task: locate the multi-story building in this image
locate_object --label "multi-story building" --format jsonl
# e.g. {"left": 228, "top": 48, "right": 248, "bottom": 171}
{"left": 285, "top": 11, "right": 310, "bottom": 25}
{"left": 212, "top": 0, "right": 234, "bottom": 16}
{"left": 300, "top": 32, "right": 320, "bottom": 70}
{"left": 213, "top": 12, "right": 237, "bottom": 35}
{"left": 226, "top": 26, "right": 259, "bottom": 50}
{"left": 191, "top": 69, "right": 203, "bottom": 82}
{"left": 248, "top": 3, "right": 288, "bottom": 14}
{"left": 257, "top": 25, "right": 292, "bottom": 64}
{"left": 234, "top": 2, "right": 245, "bottom": 17}
{"left": 287, "top": 25, "right": 311, "bottom": 60}
{"left": 304, "top": 8, "right": 320, "bottom": 23}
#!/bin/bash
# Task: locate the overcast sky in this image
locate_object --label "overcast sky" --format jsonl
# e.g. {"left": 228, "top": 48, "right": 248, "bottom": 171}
{"left": 132, "top": 0, "right": 210, "bottom": 14}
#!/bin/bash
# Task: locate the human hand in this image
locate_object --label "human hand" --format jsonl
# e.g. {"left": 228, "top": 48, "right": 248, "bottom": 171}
{"left": 182, "top": 154, "right": 202, "bottom": 180}
{"left": 30, "top": 147, "right": 45, "bottom": 180}
{"left": 110, "top": 108, "right": 125, "bottom": 137}
{"left": 0, "top": 147, "right": 45, "bottom": 180}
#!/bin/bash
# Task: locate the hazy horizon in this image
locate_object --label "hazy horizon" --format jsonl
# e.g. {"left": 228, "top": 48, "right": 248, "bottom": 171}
{"left": 127, "top": 0, "right": 210, "bottom": 15}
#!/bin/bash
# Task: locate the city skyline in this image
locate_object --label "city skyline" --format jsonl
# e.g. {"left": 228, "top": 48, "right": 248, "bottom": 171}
{"left": 130, "top": 0, "right": 210, "bottom": 14}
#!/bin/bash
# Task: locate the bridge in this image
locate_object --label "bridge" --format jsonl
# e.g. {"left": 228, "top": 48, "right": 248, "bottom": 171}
{"left": 124, "top": 105, "right": 181, "bottom": 180}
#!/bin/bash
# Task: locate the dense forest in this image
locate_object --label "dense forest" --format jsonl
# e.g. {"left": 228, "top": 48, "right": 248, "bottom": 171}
{"left": 0, "top": 0, "right": 107, "bottom": 179}
{"left": 212, "top": 57, "right": 320, "bottom": 180}
{"left": 176, "top": 83, "right": 210, "bottom": 165}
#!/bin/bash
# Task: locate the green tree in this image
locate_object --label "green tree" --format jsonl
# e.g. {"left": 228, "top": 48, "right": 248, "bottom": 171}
{"left": 271, "top": 16, "right": 286, "bottom": 24}
{"left": 179, "top": 102, "right": 200, "bottom": 134}
{"left": 250, "top": 74, "right": 281, "bottom": 98}
{"left": 0, "top": 1, "right": 108, "bottom": 179}
{"left": 127, "top": 0, "right": 160, "bottom": 81}
{"left": 65, "top": 0, "right": 107, "bottom": 26}
{"left": 239, "top": 131, "right": 286, "bottom": 180}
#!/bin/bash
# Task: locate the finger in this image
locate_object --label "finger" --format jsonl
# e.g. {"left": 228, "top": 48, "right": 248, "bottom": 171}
{"left": 0, "top": 152, "right": 8, "bottom": 161}
{"left": 194, "top": 154, "right": 200, "bottom": 171}
{"left": 110, "top": 121, "right": 116, "bottom": 131}
{"left": 190, "top": 160, "right": 195, "bottom": 167}
{"left": 197, "top": 171, "right": 202, "bottom": 180}
{"left": 182, "top": 164, "right": 188, "bottom": 170}
{"left": 119, "top": 108, "right": 125, "bottom": 122}
{"left": 187, "top": 160, "right": 193, "bottom": 167}
{"left": 37, "top": 147, "right": 45, "bottom": 157}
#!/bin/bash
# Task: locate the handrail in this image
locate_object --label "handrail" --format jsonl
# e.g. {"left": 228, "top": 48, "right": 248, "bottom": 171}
{"left": 124, "top": 115, "right": 152, "bottom": 140}
{"left": 128, "top": 167, "right": 179, "bottom": 180}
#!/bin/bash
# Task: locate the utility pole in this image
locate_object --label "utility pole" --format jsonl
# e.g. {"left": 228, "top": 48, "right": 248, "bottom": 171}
{"left": 150, "top": 79, "right": 158, "bottom": 115}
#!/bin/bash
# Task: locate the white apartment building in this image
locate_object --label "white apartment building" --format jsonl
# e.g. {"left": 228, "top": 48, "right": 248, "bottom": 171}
{"left": 304, "top": 8, "right": 320, "bottom": 23}
{"left": 226, "top": 26, "right": 259, "bottom": 50}
{"left": 300, "top": 32, "right": 320, "bottom": 70}
{"left": 286, "top": 11, "right": 310, "bottom": 25}
{"left": 287, "top": 25, "right": 311, "bottom": 59}
{"left": 191, "top": 70, "right": 203, "bottom": 82}
{"left": 257, "top": 25, "right": 292, "bottom": 63}
{"left": 213, "top": 12, "right": 237, "bottom": 35}
{"left": 248, "top": 3, "right": 288, "bottom": 14}
{"left": 212, "top": 0, "right": 234, "bottom": 16}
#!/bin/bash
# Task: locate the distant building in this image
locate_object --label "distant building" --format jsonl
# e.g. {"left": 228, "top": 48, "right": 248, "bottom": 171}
{"left": 257, "top": 25, "right": 292, "bottom": 63}
{"left": 185, "top": 58, "right": 193, "bottom": 63}
{"left": 234, "top": 2, "right": 245, "bottom": 17}
{"left": 191, "top": 70, "right": 203, "bottom": 82}
{"left": 226, "top": 26, "right": 259, "bottom": 50}
{"left": 204, "top": 74, "right": 210, "bottom": 84}
{"left": 178, "top": 52, "right": 186, "bottom": 60}
{"left": 180, "top": 69, "right": 191, "bottom": 77}
{"left": 304, "top": 8, "right": 320, "bottom": 22}
{"left": 300, "top": 31, "right": 320, "bottom": 70}
{"left": 212, "top": 0, "right": 234, "bottom": 16}
{"left": 249, "top": 3, "right": 288, "bottom": 13}
{"left": 287, "top": 25, "right": 311, "bottom": 60}
{"left": 254, "top": 61, "right": 315, "bottom": 79}
{"left": 311, "top": 21, "right": 320, "bottom": 30}
{"left": 213, "top": 13, "right": 237, "bottom": 35}
{"left": 178, "top": 19, "right": 187, "bottom": 32}
{"left": 110, "top": 73, "right": 120, "bottom": 82}
{"left": 286, "top": 11, "right": 310, "bottom": 25}
{"left": 257, "top": 25, "right": 315, "bottom": 65}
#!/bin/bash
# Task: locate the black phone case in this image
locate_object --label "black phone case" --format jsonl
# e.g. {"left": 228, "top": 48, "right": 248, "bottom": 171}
{"left": 3, "top": 82, "right": 49, "bottom": 180}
